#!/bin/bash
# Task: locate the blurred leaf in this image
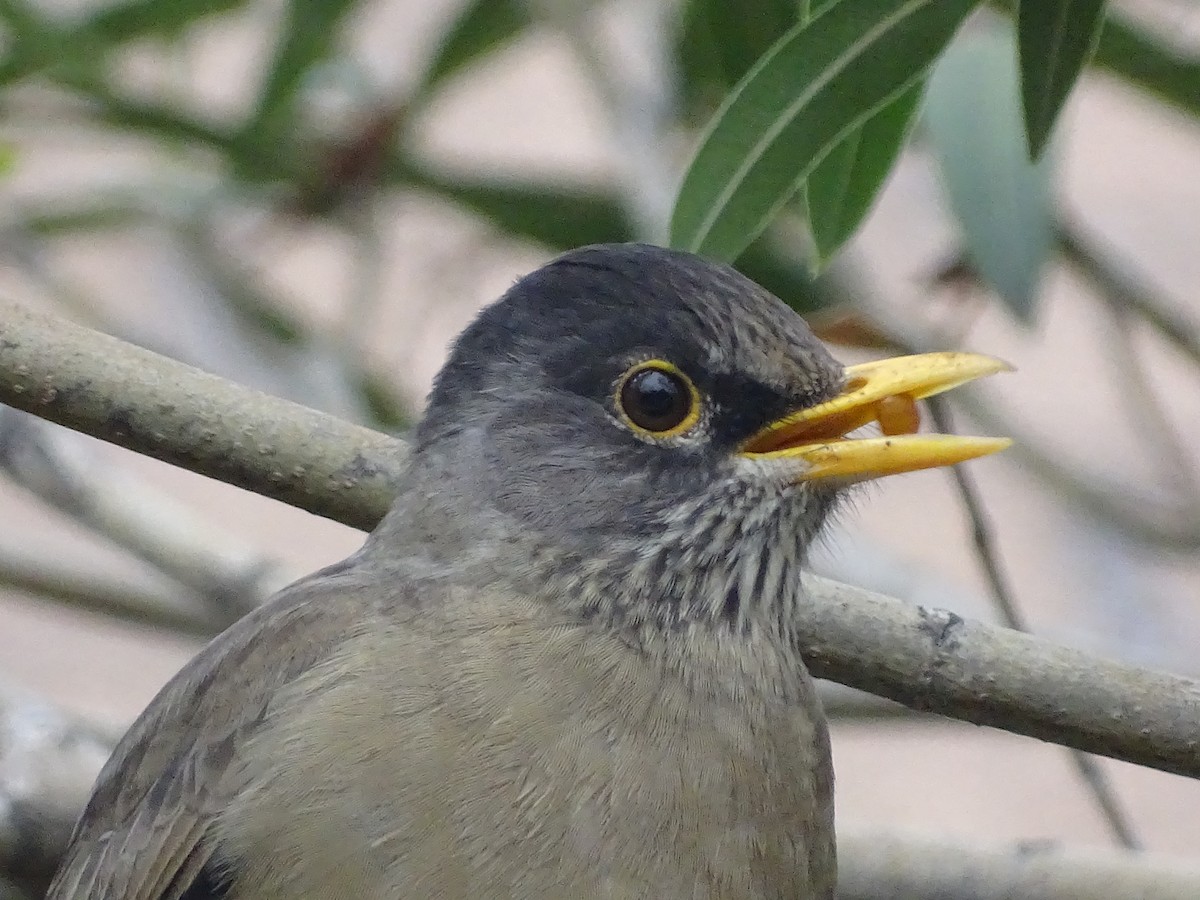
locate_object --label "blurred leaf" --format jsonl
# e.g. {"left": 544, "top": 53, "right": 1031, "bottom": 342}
{"left": 676, "top": 0, "right": 797, "bottom": 117}
{"left": 0, "top": 0, "right": 245, "bottom": 86}
{"left": 22, "top": 202, "right": 149, "bottom": 236}
{"left": 359, "top": 372, "right": 412, "bottom": 431}
{"left": 392, "top": 158, "right": 633, "bottom": 250}
{"left": 83, "top": 0, "right": 246, "bottom": 42}
{"left": 735, "top": 232, "right": 828, "bottom": 316}
{"left": 924, "top": 20, "right": 1054, "bottom": 322}
{"left": 215, "top": 283, "right": 307, "bottom": 346}
{"left": 236, "top": 0, "right": 357, "bottom": 179}
{"left": 0, "top": 0, "right": 40, "bottom": 27}
{"left": 805, "top": 82, "right": 922, "bottom": 266}
{"left": 1091, "top": 13, "right": 1200, "bottom": 120}
{"left": 1017, "top": 0, "right": 1107, "bottom": 158}
{"left": 182, "top": 224, "right": 310, "bottom": 346}
{"left": 0, "top": 142, "right": 17, "bottom": 176}
{"left": 0, "top": 3, "right": 105, "bottom": 85}
{"left": 669, "top": 0, "right": 977, "bottom": 262}
{"left": 414, "top": 0, "right": 530, "bottom": 104}
{"left": 72, "top": 84, "right": 245, "bottom": 158}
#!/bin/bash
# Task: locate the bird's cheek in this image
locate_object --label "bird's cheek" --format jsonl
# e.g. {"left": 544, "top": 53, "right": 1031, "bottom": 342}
{"left": 480, "top": 436, "right": 624, "bottom": 536}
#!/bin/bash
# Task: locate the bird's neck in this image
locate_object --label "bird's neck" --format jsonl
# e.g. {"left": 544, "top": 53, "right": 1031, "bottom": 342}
{"left": 370, "top": 469, "right": 823, "bottom": 653}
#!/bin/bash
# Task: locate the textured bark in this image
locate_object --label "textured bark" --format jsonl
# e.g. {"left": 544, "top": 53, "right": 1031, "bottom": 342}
{"left": 838, "top": 829, "right": 1200, "bottom": 899}
{"left": 0, "top": 299, "right": 404, "bottom": 531}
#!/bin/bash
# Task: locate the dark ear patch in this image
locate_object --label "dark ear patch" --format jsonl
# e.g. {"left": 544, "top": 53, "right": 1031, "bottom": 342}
{"left": 177, "top": 856, "right": 235, "bottom": 900}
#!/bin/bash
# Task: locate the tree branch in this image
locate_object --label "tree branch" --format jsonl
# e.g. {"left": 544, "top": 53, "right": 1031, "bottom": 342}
{"left": 3, "top": 299, "right": 1200, "bottom": 778}
{"left": 797, "top": 575, "right": 1200, "bottom": 778}
{"left": 0, "top": 543, "right": 219, "bottom": 637}
{"left": 837, "top": 829, "right": 1200, "bottom": 900}
{"left": 929, "top": 398, "right": 1142, "bottom": 849}
{"left": 0, "top": 299, "right": 404, "bottom": 531}
{"left": 0, "top": 409, "right": 296, "bottom": 622}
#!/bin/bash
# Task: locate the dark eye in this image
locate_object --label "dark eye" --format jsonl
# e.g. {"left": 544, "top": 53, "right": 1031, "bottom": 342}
{"left": 618, "top": 365, "right": 698, "bottom": 435}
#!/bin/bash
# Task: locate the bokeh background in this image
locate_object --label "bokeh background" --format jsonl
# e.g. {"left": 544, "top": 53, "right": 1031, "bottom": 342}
{"left": 2, "top": 0, "right": 1199, "bottom": 872}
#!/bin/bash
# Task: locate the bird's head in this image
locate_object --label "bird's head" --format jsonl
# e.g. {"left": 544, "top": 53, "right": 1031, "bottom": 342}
{"left": 400, "top": 243, "right": 1009, "bottom": 631}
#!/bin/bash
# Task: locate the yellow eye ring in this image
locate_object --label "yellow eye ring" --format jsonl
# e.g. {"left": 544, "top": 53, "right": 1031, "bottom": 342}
{"left": 614, "top": 360, "right": 702, "bottom": 439}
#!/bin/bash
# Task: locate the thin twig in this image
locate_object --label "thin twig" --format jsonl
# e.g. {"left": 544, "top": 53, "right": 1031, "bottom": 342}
{"left": 841, "top": 255, "right": 1200, "bottom": 551}
{"left": 1059, "top": 218, "right": 1200, "bottom": 370}
{"left": 0, "top": 409, "right": 296, "bottom": 623}
{"left": 929, "top": 398, "right": 1143, "bottom": 850}
{"left": 952, "top": 388, "right": 1200, "bottom": 550}
{"left": 0, "top": 543, "right": 219, "bottom": 638}
{"left": 1090, "top": 251, "right": 1200, "bottom": 501}
{"left": 928, "top": 400, "right": 1028, "bottom": 629}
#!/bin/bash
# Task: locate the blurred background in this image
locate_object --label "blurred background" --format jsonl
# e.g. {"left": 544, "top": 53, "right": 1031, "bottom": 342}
{"left": 1, "top": 0, "right": 1199, "bottom": 877}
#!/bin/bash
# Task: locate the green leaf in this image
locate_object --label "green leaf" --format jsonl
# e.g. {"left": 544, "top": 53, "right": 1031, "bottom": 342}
{"left": 676, "top": 0, "right": 798, "bottom": 118}
{"left": 0, "top": 142, "right": 17, "bottom": 177}
{"left": 669, "top": 0, "right": 978, "bottom": 263}
{"left": 799, "top": 0, "right": 841, "bottom": 23}
{"left": 735, "top": 232, "right": 830, "bottom": 315}
{"left": 73, "top": 85, "right": 241, "bottom": 155}
{"left": 236, "top": 0, "right": 357, "bottom": 177}
{"left": 0, "top": 0, "right": 245, "bottom": 87}
{"left": 924, "top": 20, "right": 1054, "bottom": 322}
{"left": 1017, "top": 0, "right": 1108, "bottom": 158}
{"left": 22, "top": 202, "right": 149, "bottom": 236}
{"left": 414, "top": 0, "right": 531, "bottom": 105}
{"left": 0, "top": 3, "right": 107, "bottom": 85}
{"left": 82, "top": 0, "right": 246, "bottom": 42}
{"left": 358, "top": 372, "right": 412, "bottom": 431}
{"left": 391, "top": 157, "right": 634, "bottom": 251}
{"left": 1090, "top": 13, "right": 1200, "bottom": 120}
{"left": 805, "top": 81, "right": 922, "bottom": 265}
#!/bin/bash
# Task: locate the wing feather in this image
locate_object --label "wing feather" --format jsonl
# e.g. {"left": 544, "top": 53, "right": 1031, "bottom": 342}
{"left": 46, "top": 564, "right": 374, "bottom": 900}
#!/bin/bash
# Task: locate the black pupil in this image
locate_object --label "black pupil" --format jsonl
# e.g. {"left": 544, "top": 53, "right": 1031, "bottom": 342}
{"left": 622, "top": 368, "right": 691, "bottom": 433}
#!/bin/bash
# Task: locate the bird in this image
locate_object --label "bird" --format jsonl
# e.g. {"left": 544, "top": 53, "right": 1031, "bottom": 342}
{"left": 47, "top": 243, "right": 1009, "bottom": 900}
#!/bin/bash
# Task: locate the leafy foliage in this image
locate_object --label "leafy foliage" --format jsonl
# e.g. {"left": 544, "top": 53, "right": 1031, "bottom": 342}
{"left": 669, "top": 0, "right": 976, "bottom": 262}
{"left": 0, "top": 0, "right": 1193, "bottom": 378}
{"left": 1017, "top": 0, "right": 1109, "bottom": 158}
{"left": 924, "top": 20, "right": 1055, "bottom": 322}
{"left": 804, "top": 83, "right": 922, "bottom": 266}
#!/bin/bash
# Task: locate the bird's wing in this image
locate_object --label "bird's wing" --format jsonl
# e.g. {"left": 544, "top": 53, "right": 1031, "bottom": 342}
{"left": 45, "top": 563, "right": 376, "bottom": 900}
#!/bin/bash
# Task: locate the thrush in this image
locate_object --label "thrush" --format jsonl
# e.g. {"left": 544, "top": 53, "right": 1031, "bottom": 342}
{"left": 47, "top": 243, "right": 1008, "bottom": 900}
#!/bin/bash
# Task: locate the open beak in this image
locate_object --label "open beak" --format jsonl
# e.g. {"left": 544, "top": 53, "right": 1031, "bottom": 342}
{"left": 740, "top": 352, "right": 1013, "bottom": 483}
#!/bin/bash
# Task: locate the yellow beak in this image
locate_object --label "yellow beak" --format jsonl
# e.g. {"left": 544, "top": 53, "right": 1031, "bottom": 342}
{"left": 740, "top": 352, "right": 1013, "bottom": 482}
